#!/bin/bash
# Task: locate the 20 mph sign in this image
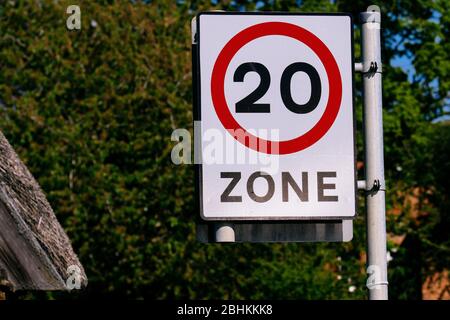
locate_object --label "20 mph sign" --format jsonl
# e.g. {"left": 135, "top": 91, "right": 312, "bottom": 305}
{"left": 194, "top": 12, "right": 356, "bottom": 220}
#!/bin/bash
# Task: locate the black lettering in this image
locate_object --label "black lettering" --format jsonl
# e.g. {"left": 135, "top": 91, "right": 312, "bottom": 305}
{"left": 234, "top": 62, "right": 271, "bottom": 113}
{"left": 282, "top": 172, "right": 308, "bottom": 202}
{"left": 247, "top": 171, "right": 275, "bottom": 203}
{"left": 220, "top": 172, "right": 242, "bottom": 202}
{"left": 280, "top": 62, "right": 321, "bottom": 114}
{"left": 317, "top": 171, "right": 338, "bottom": 202}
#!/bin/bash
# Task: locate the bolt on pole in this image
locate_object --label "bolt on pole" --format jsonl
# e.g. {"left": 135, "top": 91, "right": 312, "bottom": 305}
{"left": 360, "top": 6, "right": 389, "bottom": 300}
{"left": 214, "top": 223, "right": 235, "bottom": 242}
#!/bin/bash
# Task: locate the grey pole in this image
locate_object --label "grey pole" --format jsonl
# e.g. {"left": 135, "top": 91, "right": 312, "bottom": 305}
{"left": 360, "top": 7, "right": 389, "bottom": 300}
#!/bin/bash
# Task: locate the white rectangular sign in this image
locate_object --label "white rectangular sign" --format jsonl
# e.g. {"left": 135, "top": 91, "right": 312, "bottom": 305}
{"left": 195, "top": 12, "right": 356, "bottom": 220}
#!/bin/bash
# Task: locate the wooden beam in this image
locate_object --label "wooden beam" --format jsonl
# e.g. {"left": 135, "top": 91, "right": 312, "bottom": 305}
{"left": 0, "top": 131, "right": 87, "bottom": 291}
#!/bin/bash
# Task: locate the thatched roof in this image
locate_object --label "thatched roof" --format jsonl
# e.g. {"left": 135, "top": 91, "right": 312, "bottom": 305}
{"left": 0, "top": 131, "right": 87, "bottom": 291}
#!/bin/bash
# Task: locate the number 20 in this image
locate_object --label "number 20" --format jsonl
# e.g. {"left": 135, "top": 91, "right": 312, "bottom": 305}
{"left": 233, "top": 62, "right": 321, "bottom": 114}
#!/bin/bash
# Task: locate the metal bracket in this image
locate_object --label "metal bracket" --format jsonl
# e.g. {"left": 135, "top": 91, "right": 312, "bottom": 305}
{"left": 367, "top": 281, "right": 389, "bottom": 288}
{"left": 357, "top": 180, "right": 366, "bottom": 190}
{"left": 355, "top": 61, "right": 382, "bottom": 74}
{"left": 356, "top": 61, "right": 382, "bottom": 74}
{"left": 355, "top": 62, "right": 363, "bottom": 72}
{"left": 367, "top": 61, "right": 378, "bottom": 73}
{"left": 366, "top": 61, "right": 382, "bottom": 74}
{"left": 364, "top": 61, "right": 382, "bottom": 74}
{"left": 358, "top": 179, "right": 386, "bottom": 194}
{"left": 367, "top": 179, "right": 386, "bottom": 195}
{"left": 191, "top": 17, "right": 197, "bottom": 44}
{"left": 371, "top": 179, "right": 381, "bottom": 192}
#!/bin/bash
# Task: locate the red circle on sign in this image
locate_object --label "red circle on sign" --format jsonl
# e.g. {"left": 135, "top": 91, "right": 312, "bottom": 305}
{"left": 211, "top": 22, "right": 342, "bottom": 155}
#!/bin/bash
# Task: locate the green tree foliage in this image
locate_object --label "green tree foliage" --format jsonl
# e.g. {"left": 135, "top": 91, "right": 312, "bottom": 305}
{"left": 0, "top": 0, "right": 448, "bottom": 299}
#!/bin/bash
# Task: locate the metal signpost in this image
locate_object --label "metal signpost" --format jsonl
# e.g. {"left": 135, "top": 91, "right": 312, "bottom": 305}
{"left": 360, "top": 8, "right": 389, "bottom": 300}
{"left": 192, "top": 6, "right": 388, "bottom": 300}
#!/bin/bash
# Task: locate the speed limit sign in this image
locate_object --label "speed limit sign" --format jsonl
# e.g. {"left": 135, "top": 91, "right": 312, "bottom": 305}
{"left": 194, "top": 12, "right": 356, "bottom": 220}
